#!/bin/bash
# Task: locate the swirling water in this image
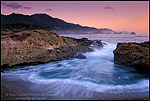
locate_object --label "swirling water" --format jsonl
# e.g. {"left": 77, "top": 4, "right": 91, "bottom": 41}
{"left": 1, "top": 33, "right": 149, "bottom": 100}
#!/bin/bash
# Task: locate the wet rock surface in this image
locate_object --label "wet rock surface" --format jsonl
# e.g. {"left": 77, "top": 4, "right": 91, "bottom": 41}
{"left": 1, "top": 29, "right": 105, "bottom": 67}
{"left": 76, "top": 54, "right": 86, "bottom": 59}
{"left": 113, "top": 41, "right": 149, "bottom": 73}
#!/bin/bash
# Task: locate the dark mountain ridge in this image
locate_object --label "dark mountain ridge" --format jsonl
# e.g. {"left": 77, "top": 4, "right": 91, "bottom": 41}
{"left": 1, "top": 13, "right": 135, "bottom": 34}
{"left": 1, "top": 13, "right": 97, "bottom": 31}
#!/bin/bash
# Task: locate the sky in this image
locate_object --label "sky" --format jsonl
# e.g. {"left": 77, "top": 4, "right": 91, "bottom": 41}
{"left": 1, "top": 1, "right": 149, "bottom": 34}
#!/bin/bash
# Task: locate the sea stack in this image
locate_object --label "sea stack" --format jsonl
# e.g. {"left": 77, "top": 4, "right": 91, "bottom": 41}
{"left": 130, "top": 32, "right": 136, "bottom": 35}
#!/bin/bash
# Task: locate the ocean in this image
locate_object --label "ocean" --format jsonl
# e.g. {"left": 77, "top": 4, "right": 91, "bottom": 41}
{"left": 1, "top": 33, "right": 149, "bottom": 100}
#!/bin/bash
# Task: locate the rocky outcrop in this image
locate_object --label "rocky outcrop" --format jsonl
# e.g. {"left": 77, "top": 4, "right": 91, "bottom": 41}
{"left": 1, "top": 29, "right": 104, "bottom": 67}
{"left": 130, "top": 32, "right": 136, "bottom": 35}
{"left": 76, "top": 54, "right": 86, "bottom": 59}
{"left": 113, "top": 41, "right": 149, "bottom": 73}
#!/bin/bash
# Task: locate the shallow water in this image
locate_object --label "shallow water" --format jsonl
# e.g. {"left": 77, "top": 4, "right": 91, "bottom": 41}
{"left": 1, "top": 34, "right": 149, "bottom": 100}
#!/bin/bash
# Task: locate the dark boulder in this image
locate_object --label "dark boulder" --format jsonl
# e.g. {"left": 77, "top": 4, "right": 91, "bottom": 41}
{"left": 76, "top": 54, "right": 86, "bottom": 59}
{"left": 81, "top": 38, "right": 88, "bottom": 41}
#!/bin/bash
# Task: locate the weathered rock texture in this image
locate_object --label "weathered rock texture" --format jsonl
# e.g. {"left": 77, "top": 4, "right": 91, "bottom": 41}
{"left": 113, "top": 41, "right": 149, "bottom": 73}
{"left": 1, "top": 29, "right": 104, "bottom": 67}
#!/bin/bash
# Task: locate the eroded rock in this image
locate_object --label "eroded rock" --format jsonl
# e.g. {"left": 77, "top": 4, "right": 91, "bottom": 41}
{"left": 1, "top": 29, "right": 105, "bottom": 67}
{"left": 113, "top": 41, "right": 149, "bottom": 73}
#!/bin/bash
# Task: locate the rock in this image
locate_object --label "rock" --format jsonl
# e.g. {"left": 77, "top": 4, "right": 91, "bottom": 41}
{"left": 1, "top": 29, "right": 105, "bottom": 67}
{"left": 76, "top": 54, "right": 86, "bottom": 59}
{"left": 81, "top": 38, "right": 88, "bottom": 41}
{"left": 113, "top": 32, "right": 122, "bottom": 34}
{"left": 89, "top": 40, "right": 103, "bottom": 49}
{"left": 130, "top": 32, "right": 136, "bottom": 35}
{"left": 113, "top": 41, "right": 149, "bottom": 73}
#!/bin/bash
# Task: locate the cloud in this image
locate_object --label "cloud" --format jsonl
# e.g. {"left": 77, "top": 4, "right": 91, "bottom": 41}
{"left": 2, "top": 2, "right": 31, "bottom": 9}
{"left": 45, "top": 8, "right": 53, "bottom": 11}
{"left": 24, "top": 7, "right": 31, "bottom": 9}
{"left": 2, "top": 2, "right": 22, "bottom": 9}
{"left": 104, "top": 6, "right": 114, "bottom": 10}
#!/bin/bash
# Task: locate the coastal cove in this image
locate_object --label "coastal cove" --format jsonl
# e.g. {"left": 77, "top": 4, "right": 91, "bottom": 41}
{"left": 1, "top": 31, "right": 149, "bottom": 100}
{"left": 1, "top": 1, "right": 149, "bottom": 100}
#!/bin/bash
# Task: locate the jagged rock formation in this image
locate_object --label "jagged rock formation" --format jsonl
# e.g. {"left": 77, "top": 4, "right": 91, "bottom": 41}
{"left": 113, "top": 41, "right": 149, "bottom": 73}
{"left": 1, "top": 29, "right": 104, "bottom": 67}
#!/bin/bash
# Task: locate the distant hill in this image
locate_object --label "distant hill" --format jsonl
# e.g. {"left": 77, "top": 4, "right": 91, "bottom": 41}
{"left": 1, "top": 13, "right": 97, "bottom": 31}
{"left": 1, "top": 13, "right": 41, "bottom": 25}
{"left": 1, "top": 13, "right": 134, "bottom": 34}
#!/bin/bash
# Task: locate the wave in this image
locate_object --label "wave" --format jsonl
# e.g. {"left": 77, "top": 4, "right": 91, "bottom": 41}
{"left": 21, "top": 75, "right": 149, "bottom": 100}
{"left": 2, "top": 71, "right": 149, "bottom": 99}
{"left": 28, "top": 77, "right": 149, "bottom": 92}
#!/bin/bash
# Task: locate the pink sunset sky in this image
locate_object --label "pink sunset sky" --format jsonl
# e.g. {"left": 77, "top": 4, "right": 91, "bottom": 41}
{"left": 1, "top": 1, "right": 149, "bottom": 34}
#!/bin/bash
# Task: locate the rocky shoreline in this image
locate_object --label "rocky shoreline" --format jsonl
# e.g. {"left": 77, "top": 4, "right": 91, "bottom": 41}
{"left": 1, "top": 29, "right": 104, "bottom": 68}
{"left": 1, "top": 29, "right": 106, "bottom": 100}
{"left": 113, "top": 41, "right": 149, "bottom": 73}
{"left": 1, "top": 29, "right": 149, "bottom": 100}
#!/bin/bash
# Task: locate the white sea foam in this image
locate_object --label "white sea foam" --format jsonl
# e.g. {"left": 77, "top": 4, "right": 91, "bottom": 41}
{"left": 2, "top": 70, "right": 149, "bottom": 99}
{"left": 26, "top": 76, "right": 149, "bottom": 99}
{"left": 84, "top": 42, "right": 116, "bottom": 59}
{"left": 29, "top": 77, "right": 149, "bottom": 91}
